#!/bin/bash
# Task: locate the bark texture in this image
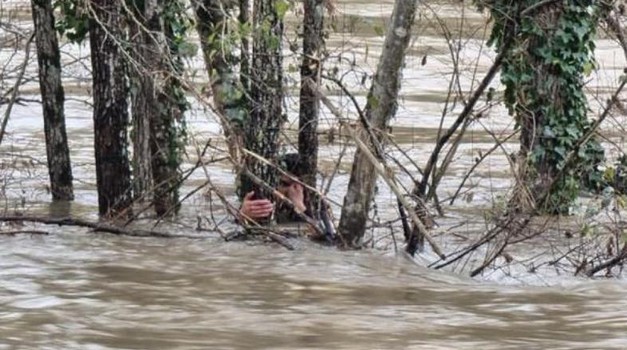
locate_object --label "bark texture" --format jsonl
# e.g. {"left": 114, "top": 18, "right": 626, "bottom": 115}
{"left": 240, "top": 0, "right": 285, "bottom": 204}
{"left": 129, "top": 12, "right": 152, "bottom": 202}
{"left": 146, "top": 0, "right": 184, "bottom": 217}
{"left": 298, "top": 0, "right": 325, "bottom": 214}
{"left": 338, "top": 0, "right": 418, "bottom": 247}
{"left": 194, "top": 0, "right": 246, "bottom": 161}
{"left": 31, "top": 0, "right": 74, "bottom": 200}
{"left": 239, "top": 0, "right": 251, "bottom": 92}
{"left": 89, "top": 0, "right": 132, "bottom": 217}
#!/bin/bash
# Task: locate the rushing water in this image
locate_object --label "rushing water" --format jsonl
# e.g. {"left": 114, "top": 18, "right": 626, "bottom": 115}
{"left": 3, "top": 0, "right": 627, "bottom": 348}
{"left": 1, "top": 231, "right": 627, "bottom": 349}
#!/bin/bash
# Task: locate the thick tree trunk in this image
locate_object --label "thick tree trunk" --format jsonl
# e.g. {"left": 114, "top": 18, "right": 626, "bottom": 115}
{"left": 89, "top": 0, "right": 132, "bottom": 217}
{"left": 194, "top": 0, "right": 246, "bottom": 162}
{"left": 241, "top": 0, "right": 284, "bottom": 203}
{"left": 128, "top": 15, "right": 152, "bottom": 202}
{"left": 513, "top": 6, "right": 562, "bottom": 212}
{"left": 31, "top": 0, "right": 74, "bottom": 200}
{"left": 504, "top": 2, "right": 605, "bottom": 214}
{"left": 146, "top": 0, "right": 184, "bottom": 217}
{"left": 298, "top": 0, "right": 325, "bottom": 214}
{"left": 338, "top": 0, "right": 418, "bottom": 247}
{"left": 150, "top": 86, "right": 183, "bottom": 217}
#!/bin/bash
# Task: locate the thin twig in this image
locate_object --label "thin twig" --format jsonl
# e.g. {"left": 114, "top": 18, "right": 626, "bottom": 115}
{"left": 318, "top": 90, "right": 446, "bottom": 258}
{"left": 449, "top": 130, "right": 518, "bottom": 205}
{"left": 416, "top": 46, "right": 509, "bottom": 197}
{"left": 0, "top": 32, "right": 34, "bottom": 146}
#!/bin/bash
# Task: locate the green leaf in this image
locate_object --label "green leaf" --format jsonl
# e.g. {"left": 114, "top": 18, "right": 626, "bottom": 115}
{"left": 275, "top": 0, "right": 290, "bottom": 19}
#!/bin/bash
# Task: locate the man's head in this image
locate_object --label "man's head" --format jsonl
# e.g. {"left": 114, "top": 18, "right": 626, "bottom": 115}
{"left": 278, "top": 153, "right": 304, "bottom": 177}
{"left": 277, "top": 153, "right": 303, "bottom": 194}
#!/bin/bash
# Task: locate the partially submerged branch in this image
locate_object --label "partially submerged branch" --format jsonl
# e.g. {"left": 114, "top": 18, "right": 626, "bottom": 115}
{"left": 0, "top": 215, "right": 200, "bottom": 238}
{"left": 585, "top": 243, "right": 627, "bottom": 277}
{"left": 416, "top": 46, "right": 508, "bottom": 199}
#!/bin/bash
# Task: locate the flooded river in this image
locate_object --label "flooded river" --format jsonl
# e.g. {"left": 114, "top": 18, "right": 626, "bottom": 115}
{"left": 2, "top": 0, "right": 627, "bottom": 348}
{"left": 2, "top": 231, "right": 627, "bottom": 349}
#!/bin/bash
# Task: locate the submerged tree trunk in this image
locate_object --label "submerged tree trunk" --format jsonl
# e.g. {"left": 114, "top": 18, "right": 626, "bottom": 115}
{"left": 31, "top": 0, "right": 74, "bottom": 200}
{"left": 337, "top": 0, "right": 418, "bottom": 247}
{"left": 89, "top": 0, "right": 132, "bottom": 217}
{"left": 490, "top": 1, "right": 605, "bottom": 214}
{"left": 128, "top": 9, "right": 152, "bottom": 202}
{"left": 194, "top": 0, "right": 247, "bottom": 162}
{"left": 148, "top": 0, "right": 186, "bottom": 217}
{"left": 240, "top": 0, "right": 284, "bottom": 203}
{"left": 298, "top": 0, "right": 325, "bottom": 214}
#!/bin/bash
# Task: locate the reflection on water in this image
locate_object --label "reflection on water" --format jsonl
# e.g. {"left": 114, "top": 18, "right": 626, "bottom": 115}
{"left": 1, "top": 231, "right": 627, "bottom": 349}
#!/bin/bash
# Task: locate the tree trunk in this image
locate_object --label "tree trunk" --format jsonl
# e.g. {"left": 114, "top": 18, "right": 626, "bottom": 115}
{"left": 495, "top": 1, "right": 605, "bottom": 214}
{"left": 240, "top": 0, "right": 285, "bottom": 203}
{"left": 147, "top": 0, "right": 185, "bottom": 217}
{"left": 128, "top": 11, "right": 152, "bottom": 202}
{"left": 298, "top": 0, "right": 325, "bottom": 215}
{"left": 194, "top": 0, "right": 247, "bottom": 162}
{"left": 89, "top": 0, "right": 132, "bottom": 217}
{"left": 31, "top": 0, "right": 74, "bottom": 200}
{"left": 337, "top": 0, "right": 418, "bottom": 247}
{"left": 239, "top": 0, "right": 251, "bottom": 92}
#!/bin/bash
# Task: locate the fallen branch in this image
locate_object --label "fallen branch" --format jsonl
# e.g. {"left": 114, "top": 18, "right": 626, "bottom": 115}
{"left": 470, "top": 231, "right": 512, "bottom": 277}
{"left": 0, "top": 216, "right": 201, "bottom": 238}
{"left": 244, "top": 226, "right": 295, "bottom": 250}
{"left": 0, "top": 230, "right": 49, "bottom": 235}
{"left": 585, "top": 243, "right": 627, "bottom": 277}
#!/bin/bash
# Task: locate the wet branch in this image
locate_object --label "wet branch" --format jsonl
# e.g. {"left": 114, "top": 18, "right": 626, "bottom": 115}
{"left": 470, "top": 231, "right": 512, "bottom": 277}
{"left": 585, "top": 243, "right": 627, "bottom": 277}
{"left": 435, "top": 70, "right": 627, "bottom": 275}
{"left": 449, "top": 130, "right": 518, "bottom": 205}
{"left": 314, "top": 84, "right": 445, "bottom": 259}
{"left": 0, "top": 230, "right": 49, "bottom": 235}
{"left": 416, "top": 46, "right": 508, "bottom": 198}
{"left": 0, "top": 216, "right": 201, "bottom": 238}
{"left": 604, "top": 12, "right": 627, "bottom": 59}
{"left": 0, "top": 32, "right": 34, "bottom": 146}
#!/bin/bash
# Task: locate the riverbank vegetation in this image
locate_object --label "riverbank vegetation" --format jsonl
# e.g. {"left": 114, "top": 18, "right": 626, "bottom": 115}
{"left": 2, "top": 0, "right": 627, "bottom": 280}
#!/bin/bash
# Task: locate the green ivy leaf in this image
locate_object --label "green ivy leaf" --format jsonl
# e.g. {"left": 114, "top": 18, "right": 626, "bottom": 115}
{"left": 275, "top": 0, "right": 290, "bottom": 19}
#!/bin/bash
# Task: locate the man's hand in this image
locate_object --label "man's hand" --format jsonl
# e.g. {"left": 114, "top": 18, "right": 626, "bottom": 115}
{"left": 240, "top": 191, "right": 274, "bottom": 220}
{"left": 285, "top": 183, "right": 307, "bottom": 214}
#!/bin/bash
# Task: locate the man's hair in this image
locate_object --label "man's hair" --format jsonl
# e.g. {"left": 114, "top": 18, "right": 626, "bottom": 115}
{"left": 278, "top": 153, "right": 304, "bottom": 178}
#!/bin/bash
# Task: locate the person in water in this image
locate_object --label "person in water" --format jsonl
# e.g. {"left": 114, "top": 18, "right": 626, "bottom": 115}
{"left": 239, "top": 153, "right": 309, "bottom": 223}
{"left": 238, "top": 153, "right": 336, "bottom": 242}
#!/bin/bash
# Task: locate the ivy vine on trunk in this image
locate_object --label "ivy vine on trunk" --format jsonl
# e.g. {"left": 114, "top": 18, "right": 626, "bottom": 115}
{"left": 477, "top": 0, "right": 608, "bottom": 214}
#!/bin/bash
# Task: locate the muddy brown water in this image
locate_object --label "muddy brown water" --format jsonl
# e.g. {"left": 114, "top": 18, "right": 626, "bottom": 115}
{"left": 3, "top": 0, "right": 627, "bottom": 349}
{"left": 1, "top": 230, "right": 627, "bottom": 349}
